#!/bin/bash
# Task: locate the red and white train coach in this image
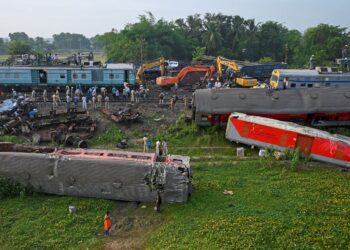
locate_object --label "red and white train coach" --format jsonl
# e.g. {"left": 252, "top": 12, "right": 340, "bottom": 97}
{"left": 226, "top": 113, "right": 350, "bottom": 168}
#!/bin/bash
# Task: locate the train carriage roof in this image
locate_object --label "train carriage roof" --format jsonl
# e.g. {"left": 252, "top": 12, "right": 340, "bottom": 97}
{"left": 194, "top": 87, "right": 350, "bottom": 114}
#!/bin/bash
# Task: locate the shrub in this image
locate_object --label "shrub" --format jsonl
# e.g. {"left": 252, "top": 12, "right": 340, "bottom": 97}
{"left": 0, "top": 177, "right": 34, "bottom": 199}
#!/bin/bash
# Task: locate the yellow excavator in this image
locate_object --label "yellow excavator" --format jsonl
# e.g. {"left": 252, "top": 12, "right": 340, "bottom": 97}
{"left": 206, "top": 56, "right": 257, "bottom": 87}
{"left": 136, "top": 57, "right": 166, "bottom": 84}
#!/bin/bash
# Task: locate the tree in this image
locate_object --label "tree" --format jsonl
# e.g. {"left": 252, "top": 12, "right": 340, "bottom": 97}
{"left": 258, "top": 21, "right": 288, "bottom": 62}
{"left": 53, "top": 33, "right": 91, "bottom": 50}
{"left": 303, "top": 24, "right": 349, "bottom": 66}
{"left": 0, "top": 38, "right": 6, "bottom": 54}
{"left": 7, "top": 41, "right": 32, "bottom": 55}
{"left": 9, "top": 32, "right": 33, "bottom": 44}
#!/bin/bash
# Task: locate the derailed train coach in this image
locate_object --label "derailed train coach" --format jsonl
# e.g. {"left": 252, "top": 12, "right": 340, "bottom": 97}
{"left": 225, "top": 113, "right": 350, "bottom": 168}
{"left": 193, "top": 87, "right": 350, "bottom": 127}
{"left": 0, "top": 143, "right": 192, "bottom": 203}
{"left": 0, "top": 64, "right": 136, "bottom": 91}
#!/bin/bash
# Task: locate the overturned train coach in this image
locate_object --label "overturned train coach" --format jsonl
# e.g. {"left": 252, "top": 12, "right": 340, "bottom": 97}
{"left": 193, "top": 87, "right": 350, "bottom": 127}
{"left": 226, "top": 113, "right": 350, "bottom": 168}
{"left": 0, "top": 143, "right": 192, "bottom": 203}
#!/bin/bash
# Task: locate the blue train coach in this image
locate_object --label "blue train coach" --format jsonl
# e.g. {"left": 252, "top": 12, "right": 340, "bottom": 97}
{"left": 0, "top": 64, "right": 136, "bottom": 91}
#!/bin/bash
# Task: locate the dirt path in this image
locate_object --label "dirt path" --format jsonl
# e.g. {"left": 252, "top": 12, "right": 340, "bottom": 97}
{"left": 104, "top": 201, "right": 164, "bottom": 250}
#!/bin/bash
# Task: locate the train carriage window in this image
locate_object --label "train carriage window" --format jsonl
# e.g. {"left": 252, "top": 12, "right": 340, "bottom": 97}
{"left": 325, "top": 82, "right": 331, "bottom": 87}
{"left": 14, "top": 73, "right": 19, "bottom": 79}
{"left": 307, "top": 83, "right": 313, "bottom": 88}
{"left": 60, "top": 74, "right": 65, "bottom": 79}
{"left": 81, "top": 73, "right": 86, "bottom": 79}
{"left": 5, "top": 73, "right": 10, "bottom": 78}
{"left": 300, "top": 83, "right": 306, "bottom": 87}
{"left": 73, "top": 73, "right": 77, "bottom": 79}
{"left": 109, "top": 73, "right": 114, "bottom": 79}
{"left": 290, "top": 83, "right": 296, "bottom": 88}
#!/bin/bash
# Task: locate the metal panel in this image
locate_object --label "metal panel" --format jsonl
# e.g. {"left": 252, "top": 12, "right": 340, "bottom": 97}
{"left": 296, "top": 135, "right": 314, "bottom": 155}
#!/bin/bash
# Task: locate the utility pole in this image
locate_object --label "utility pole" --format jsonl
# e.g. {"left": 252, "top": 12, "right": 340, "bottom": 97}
{"left": 284, "top": 43, "right": 288, "bottom": 63}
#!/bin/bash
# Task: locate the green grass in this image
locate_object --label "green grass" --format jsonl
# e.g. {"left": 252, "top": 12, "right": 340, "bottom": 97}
{"left": 147, "top": 161, "right": 350, "bottom": 249}
{"left": 88, "top": 124, "right": 126, "bottom": 147}
{"left": 0, "top": 195, "right": 114, "bottom": 250}
{"left": 1, "top": 116, "right": 350, "bottom": 249}
{"left": 0, "top": 135, "right": 24, "bottom": 143}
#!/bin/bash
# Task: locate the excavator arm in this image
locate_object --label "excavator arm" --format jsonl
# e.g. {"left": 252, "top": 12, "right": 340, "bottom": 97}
{"left": 136, "top": 57, "right": 165, "bottom": 84}
{"left": 156, "top": 65, "right": 211, "bottom": 86}
{"left": 216, "top": 56, "right": 240, "bottom": 77}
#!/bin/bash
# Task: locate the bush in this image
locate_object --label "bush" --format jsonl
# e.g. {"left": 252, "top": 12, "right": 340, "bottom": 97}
{"left": 89, "top": 125, "right": 126, "bottom": 145}
{"left": 0, "top": 177, "right": 33, "bottom": 199}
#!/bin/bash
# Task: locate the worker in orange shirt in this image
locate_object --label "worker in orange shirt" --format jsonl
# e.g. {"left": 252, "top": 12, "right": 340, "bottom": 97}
{"left": 103, "top": 211, "right": 112, "bottom": 236}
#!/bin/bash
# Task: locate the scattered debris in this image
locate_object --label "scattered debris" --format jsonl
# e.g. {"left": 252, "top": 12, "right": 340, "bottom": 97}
{"left": 68, "top": 205, "right": 77, "bottom": 214}
{"left": 236, "top": 147, "right": 245, "bottom": 157}
{"left": 223, "top": 190, "right": 234, "bottom": 195}
{"left": 101, "top": 108, "right": 142, "bottom": 124}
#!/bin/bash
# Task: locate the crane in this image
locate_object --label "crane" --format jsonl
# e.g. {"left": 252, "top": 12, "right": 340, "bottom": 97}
{"left": 136, "top": 57, "right": 166, "bottom": 84}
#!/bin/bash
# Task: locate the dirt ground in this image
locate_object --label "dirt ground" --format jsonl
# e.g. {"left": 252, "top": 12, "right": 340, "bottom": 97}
{"left": 103, "top": 201, "right": 164, "bottom": 250}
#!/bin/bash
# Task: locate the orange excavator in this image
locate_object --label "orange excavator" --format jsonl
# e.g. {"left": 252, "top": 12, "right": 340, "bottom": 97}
{"left": 156, "top": 65, "right": 212, "bottom": 87}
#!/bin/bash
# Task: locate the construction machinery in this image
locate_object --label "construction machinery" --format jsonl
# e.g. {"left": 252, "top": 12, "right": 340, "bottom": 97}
{"left": 136, "top": 57, "right": 166, "bottom": 84}
{"left": 156, "top": 65, "right": 211, "bottom": 87}
{"left": 205, "top": 56, "right": 258, "bottom": 87}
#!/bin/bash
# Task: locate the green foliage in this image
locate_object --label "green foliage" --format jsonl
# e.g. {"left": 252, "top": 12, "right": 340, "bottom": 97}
{"left": 0, "top": 196, "right": 114, "bottom": 249}
{"left": 53, "top": 32, "right": 91, "bottom": 50}
{"left": 303, "top": 24, "right": 349, "bottom": 66}
{"left": 7, "top": 41, "right": 32, "bottom": 55}
{"left": 258, "top": 56, "right": 274, "bottom": 63}
{"left": 89, "top": 125, "right": 126, "bottom": 146}
{"left": 147, "top": 161, "right": 350, "bottom": 249}
{"left": 192, "top": 46, "right": 206, "bottom": 62}
{"left": 0, "top": 135, "right": 23, "bottom": 143}
{"left": 0, "top": 177, "right": 33, "bottom": 199}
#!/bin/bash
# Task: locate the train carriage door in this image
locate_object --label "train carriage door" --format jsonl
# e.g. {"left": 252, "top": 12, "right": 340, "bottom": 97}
{"left": 296, "top": 135, "right": 314, "bottom": 155}
{"left": 124, "top": 70, "right": 129, "bottom": 83}
{"left": 67, "top": 70, "right": 72, "bottom": 84}
{"left": 38, "top": 69, "right": 47, "bottom": 84}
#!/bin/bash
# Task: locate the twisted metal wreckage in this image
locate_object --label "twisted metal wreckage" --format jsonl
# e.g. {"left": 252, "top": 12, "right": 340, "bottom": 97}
{"left": 0, "top": 143, "right": 192, "bottom": 203}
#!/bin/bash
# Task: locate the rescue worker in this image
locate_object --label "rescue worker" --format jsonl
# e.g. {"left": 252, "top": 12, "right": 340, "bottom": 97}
{"left": 101, "top": 87, "right": 106, "bottom": 97}
{"left": 112, "top": 86, "right": 117, "bottom": 100}
{"left": 342, "top": 45, "right": 348, "bottom": 59}
{"left": 170, "top": 96, "right": 175, "bottom": 110}
{"left": 56, "top": 89, "right": 61, "bottom": 103}
{"left": 52, "top": 94, "right": 58, "bottom": 109}
{"left": 143, "top": 135, "right": 148, "bottom": 153}
{"left": 43, "top": 89, "right": 47, "bottom": 103}
{"left": 156, "top": 140, "right": 161, "bottom": 157}
{"left": 31, "top": 89, "right": 36, "bottom": 101}
{"left": 70, "top": 86, "right": 74, "bottom": 98}
{"left": 73, "top": 95, "right": 79, "bottom": 109}
{"left": 103, "top": 211, "right": 112, "bottom": 236}
{"left": 309, "top": 55, "right": 315, "bottom": 69}
{"left": 159, "top": 92, "right": 165, "bottom": 105}
{"left": 131, "top": 89, "right": 135, "bottom": 102}
{"left": 82, "top": 95, "right": 87, "bottom": 110}
{"left": 97, "top": 94, "right": 102, "bottom": 108}
{"left": 12, "top": 88, "right": 17, "bottom": 99}
{"left": 135, "top": 89, "right": 140, "bottom": 103}
{"left": 162, "top": 141, "right": 168, "bottom": 156}
{"left": 66, "top": 87, "right": 70, "bottom": 97}
{"left": 183, "top": 95, "right": 188, "bottom": 109}
{"left": 105, "top": 95, "right": 110, "bottom": 110}
{"left": 92, "top": 95, "right": 97, "bottom": 109}
{"left": 66, "top": 95, "right": 71, "bottom": 112}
